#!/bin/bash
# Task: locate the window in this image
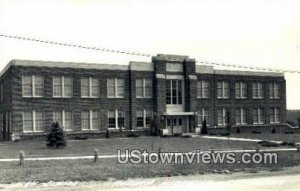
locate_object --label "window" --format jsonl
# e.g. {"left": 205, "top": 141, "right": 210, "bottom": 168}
{"left": 81, "top": 77, "right": 100, "bottom": 98}
{"left": 81, "top": 111, "right": 90, "bottom": 130}
{"left": 64, "top": 111, "right": 73, "bottom": 131}
{"left": 53, "top": 76, "right": 73, "bottom": 97}
{"left": 22, "top": 75, "right": 44, "bottom": 97}
{"left": 198, "top": 108, "right": 209, "bottom": 126}
{"left": 107, "top": 78, "right": 125, "bottom": 98}
{"left": 236, "top": 108, "right": 247, "bottom": 125}
{"left": 136, "top": 79, "right": 153, "bottom": 98}
{"left": 23, "top": 111, "right": 44, "bottom": 132}
{"left": 92, "top": 111, "right": 100, "bottom": 130}
{"left": 108, "top": 110, "right": 116, "bottom": 128}
{"left": 235, "top": 82, "right": 247, "bottom": 99}
{"left": 217, "top": 108, "right": 228, "bottom": 126}
{"left": 23, "top": 111, "right": 33, "bottom": 132}
{"left": 166, "top": 79, "right": 182, "bottom": 104}
{"left": 136, "top": 109, "right": 153, "bottom": 128}
{"left": 217, "top": 81, "right": 229, "bottom": 99}
{"left": 81, "top": 110, "right": 100, "bottom": 130}
{"left": 35, "top": 111, "right": 45, "bottom": 132}
{"left": 53, "top": 111, "right": 73, "bottom": 131}
{"left": 197, "top": 80, "right": 209, "bottom": 98}
{"left": 108, "top": 110, "right": 125, "bottom": 129}
{"left": 253, "top": 108, "right": 265, "bottom": 125}
{"left": 269, "top": 83, "right": 280, "bottom": 99}
{"left": 53, "top": 77, "right": 62, "bottom": 97}
{"left": 270, "top": 107, "right": 280, "bottom": 124}
{"left": 81, "top": 78, "right": 89, "bottom": 97}
{"left": 64, "top": 77, "right": 73, "bottom": 97}
{"left": 252, "top": 82, "right": 264, "bottom": 99}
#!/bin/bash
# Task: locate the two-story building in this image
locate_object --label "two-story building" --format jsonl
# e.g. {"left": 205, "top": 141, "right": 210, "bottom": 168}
{"left": 0, "top": 54, "right": 287, "bottom": 141}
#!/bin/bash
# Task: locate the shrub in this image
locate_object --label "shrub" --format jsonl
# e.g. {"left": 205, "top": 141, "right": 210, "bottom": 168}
{"left": 46, "top": 122, "right": 67, "bottom": 148}
{"left": 271, "top": 128, "right": 276, "bottom": 134}
{"left": 200, "top": 118, "right": 208, "bottom": 135}
{"left": 106, "top": 129, "right": 110, "bottom": 138}
{"left": 236, "top": 128, "right": 240, "bottom": 134}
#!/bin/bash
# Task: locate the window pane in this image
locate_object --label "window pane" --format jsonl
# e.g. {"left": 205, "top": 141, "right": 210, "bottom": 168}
{"left": 53, "top": 111, "right": 63, "bottom": 127}
{"left": 81, "top": 111, "right": 89, "bottom": 130}
{"left": 23, "top": 111, "right": 33, "bottom": 132}
{"left": 53, "top": 77, "right": 62, "bottom": 97}
{"left": 203, "top": 81, "right": 209, "bottom": 98}
{"left": 177, "top": 80, "right": 182, "bottom": 104}
{"left": 81, "top": 78, "right": 89, "bottom": 97}
{"left": 34, "top": 76, "right": 44, "bottom": 97}
{"left": 166, "top": 80, "right": 171, "bottom": 104}
{"left": 107, "top": 78, "right": 115, "bottom": 97}
{"left": 145, "top": 79, "right": 152, "bottom": 98}
{"left": 197, "top": 81, "right": 202, "bottom": 98}
{"left": 118, "top": 110, "right": 125, "bottom": 128}
{"left": 117, "top": 79, "right": 125, "bottom": 97}
{"left": 224, "top": 82, "right": 229, "bottom": 98}
{"left": 64, "top": 111, "right": 73, "bottom": 130}
{"left": 217, "top": 82, "right": 222, "bottom": 98}
{"left": 136, "top": 79, "right": 143, "bottom": 98}
{"left": 91, "top": 78, "right": 100, "bottom": 97}
{"left": 108, "top": 110, "right": 116, "bottom": 128}
{"left": 35, "top": 111, "right": 44, "bottom": 132}
{"left": 22, "top": 76, "right": 32, "bottom": 97}
{"left": 136, "top": 110, "right": 144, "bottom": 127}
{"left": 64, "top": 77, "right": 73, "bottom": 97}
{"left": 92, "top": 111, "right": 100, "bottom": 130}
{"left": 145, "top": 110, "right": 152, "bottom": 127}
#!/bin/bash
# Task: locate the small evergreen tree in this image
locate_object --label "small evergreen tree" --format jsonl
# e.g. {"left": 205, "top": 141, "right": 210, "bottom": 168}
{"left": 46, "top": 122, "right": 67, "bottom": 148}
{"left": 201, "top": 118, "right": 208, "bottom": 134}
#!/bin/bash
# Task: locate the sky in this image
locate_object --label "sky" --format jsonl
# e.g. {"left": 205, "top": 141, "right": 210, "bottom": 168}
{"left": 0, "top": 0, "right": 300, "bottom": 109}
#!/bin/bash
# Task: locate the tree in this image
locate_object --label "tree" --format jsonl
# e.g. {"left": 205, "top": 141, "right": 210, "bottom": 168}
{"left": 201, "top": 117, "right": 208, "bottom": 134}
{"left": 46, "top": 122, "right": 67, "bottom": 148}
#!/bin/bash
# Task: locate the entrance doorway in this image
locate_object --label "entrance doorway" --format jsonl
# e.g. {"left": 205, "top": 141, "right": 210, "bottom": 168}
{"left": 166, "top": 117, "right": 183, "bottom": 135}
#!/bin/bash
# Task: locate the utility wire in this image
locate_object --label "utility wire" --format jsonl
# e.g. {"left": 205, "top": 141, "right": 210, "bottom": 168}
{"left": 1, "top": 33, "right": 300, "bottom": 74}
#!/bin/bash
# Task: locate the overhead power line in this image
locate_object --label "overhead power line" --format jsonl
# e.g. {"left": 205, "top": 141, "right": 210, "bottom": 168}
{"left": 1, "top": 33, "right": 300, "bottom": 74}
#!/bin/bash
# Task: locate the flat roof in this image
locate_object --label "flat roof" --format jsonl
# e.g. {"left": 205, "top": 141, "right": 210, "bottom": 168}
{"left": 0, "top": 59, "right": 284, "bottom": 78}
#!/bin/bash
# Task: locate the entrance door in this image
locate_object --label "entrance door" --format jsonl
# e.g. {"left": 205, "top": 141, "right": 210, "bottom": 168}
{"left": 166, "top": 117, "right": 183, "bottom": 135}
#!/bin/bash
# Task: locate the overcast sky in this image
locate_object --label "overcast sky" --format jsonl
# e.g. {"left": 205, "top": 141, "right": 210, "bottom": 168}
{"left": 0, "top": 0, "right": 300, "bottom": 109}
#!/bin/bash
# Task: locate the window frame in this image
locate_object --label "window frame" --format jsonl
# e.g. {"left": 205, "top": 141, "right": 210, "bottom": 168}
{"left": 107, "top": 78, "right": 125, "bottom": 98}
{"left": 217, "top": 81, "right": 229, "bottom": 99}
{"left": 22, "top": 111, "right": 45, "bottom": 133}
{"left": 22, "top": 75, "right": 44, "bottom": 98}
{"left": 197, "top": 80, "right": 210, "bottom": 99}
{"left": 53, "top": 76, "right": 73, "bottom": 98}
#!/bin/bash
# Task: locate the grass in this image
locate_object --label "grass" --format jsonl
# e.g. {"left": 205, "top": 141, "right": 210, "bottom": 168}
{"left": 1, "top": 151, "right": 300, "bottom": 183}
{"left": 0, "top": 136, "right": 260, "bottom": 158}
{"left": 231, "top": 133, "right": 300, "bottom": 143}
{"left": 1, "top": 135, "right": 300, "bottom": 183}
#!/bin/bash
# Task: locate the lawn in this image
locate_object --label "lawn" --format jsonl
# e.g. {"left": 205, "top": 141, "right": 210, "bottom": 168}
{"left": 1, "top": 135, "right": 300, "bottom": 183}
{"left": 0, "top": 136, "right": 260, "bottom": 159}
{"left": 230, "top": 133, "right": 300, "bottom": 143}
{"left": 1, "top": 150, "right": 300, "bottom": 183}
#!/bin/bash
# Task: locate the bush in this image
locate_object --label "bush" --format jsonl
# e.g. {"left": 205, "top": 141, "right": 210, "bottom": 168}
{"left": 271, "top": 128, "right": 276, "bottom": 134}
{"left": 200, "top": 118, "right": 208, "bottom": 135}
{"left": 106, "top": 129, "right": 110, "bottom": 138}
{"left": 236, "top": 128, "right": 240, "bottom": 134}
{"left": 46, "top": 122, "right": 67, "bottom": 148}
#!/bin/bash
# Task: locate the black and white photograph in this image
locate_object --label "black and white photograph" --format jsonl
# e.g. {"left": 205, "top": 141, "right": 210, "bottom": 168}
{"left": 0, "top": 0, "right": 300, "bottom": 190}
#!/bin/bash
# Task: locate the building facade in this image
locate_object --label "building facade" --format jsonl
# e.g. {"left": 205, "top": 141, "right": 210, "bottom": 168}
{"left": 0, "top": 54, "right": 287, "bottom": 140}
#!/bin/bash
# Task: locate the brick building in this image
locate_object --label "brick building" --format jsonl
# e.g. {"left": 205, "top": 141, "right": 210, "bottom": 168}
{"left": 0, "top": 54, "right": 287, "bottom": 141}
